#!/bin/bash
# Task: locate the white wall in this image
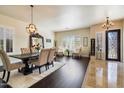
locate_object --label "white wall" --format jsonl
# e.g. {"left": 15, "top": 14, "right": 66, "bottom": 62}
{"left": 0, "top": 14, "right": 29, "bottom": 54}
{"left": 37, "top": 27, "right": 54, "bottom": 48}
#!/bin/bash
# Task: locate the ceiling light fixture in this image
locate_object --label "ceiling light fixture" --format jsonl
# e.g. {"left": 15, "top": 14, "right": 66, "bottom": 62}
{"left": 26, "top": 5, "right": 37, "bottom": 34}
{"left": 102, "top": 17, "right": 114, "bottom": 30}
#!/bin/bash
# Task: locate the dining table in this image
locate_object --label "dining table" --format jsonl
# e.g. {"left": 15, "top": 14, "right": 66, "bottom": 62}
{"left": 9, "top": 53, "right": 39, "bottom": 75}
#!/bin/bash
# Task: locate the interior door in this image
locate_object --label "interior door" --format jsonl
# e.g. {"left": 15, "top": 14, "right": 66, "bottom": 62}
{"left": 106, "top": 29, "right": 120, "bottom": 61}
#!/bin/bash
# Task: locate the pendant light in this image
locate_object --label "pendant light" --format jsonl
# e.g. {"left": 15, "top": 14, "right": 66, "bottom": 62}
{"left": 26, "top": 5, "right": 37, "bottom": 34}
{"left": 102, "top": 17, "right": 114, "bottom": 30}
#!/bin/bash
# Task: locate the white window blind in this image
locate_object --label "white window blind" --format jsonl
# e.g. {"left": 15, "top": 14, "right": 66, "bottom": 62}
{"left": 0, "top": 26, "right": 14, "bottom": 53}
{"left": 61, "top": 35, "right": 83, "bottom": 51}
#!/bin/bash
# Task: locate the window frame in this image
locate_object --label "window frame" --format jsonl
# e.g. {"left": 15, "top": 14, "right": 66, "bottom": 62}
{"left": 0, "top": 25, "right": 14, "bottom": 53}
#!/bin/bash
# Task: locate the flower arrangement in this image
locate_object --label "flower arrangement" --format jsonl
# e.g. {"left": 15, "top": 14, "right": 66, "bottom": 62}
{"left": 32, "top": 43, "right": 41, "bottom": 52}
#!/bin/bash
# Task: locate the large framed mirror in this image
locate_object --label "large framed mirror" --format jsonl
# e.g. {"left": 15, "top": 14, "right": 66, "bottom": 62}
{"left": 29, "top": 33, "right": 44, "bottom": 53}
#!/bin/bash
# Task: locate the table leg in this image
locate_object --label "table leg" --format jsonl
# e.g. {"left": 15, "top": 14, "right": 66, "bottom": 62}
{"left": 21, "top": 59, "right": 32, "bottom": 75}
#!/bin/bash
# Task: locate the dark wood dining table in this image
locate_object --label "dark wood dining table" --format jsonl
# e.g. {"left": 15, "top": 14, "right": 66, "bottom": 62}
{"left": 9, "top": 53, "right": 39, "bottom": 75}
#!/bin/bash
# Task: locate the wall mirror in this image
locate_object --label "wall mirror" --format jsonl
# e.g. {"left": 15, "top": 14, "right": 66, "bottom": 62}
{"left": 29, "top": 33, "right": 44, "bottom": 52}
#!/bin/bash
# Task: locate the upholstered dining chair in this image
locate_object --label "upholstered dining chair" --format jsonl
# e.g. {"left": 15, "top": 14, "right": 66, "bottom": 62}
{"left": 0, "top": 50, "right": 25, "bottom": 83}
{"left": 31, "top": 47, "right": 36, "bottom": 53}
{"left": 20, "top": 48, "right": 31, "bottom": 54}
{"left": 47, "top": 48, "right": 56, "bottom": 68}
{"left": 56, "top": 48, "right": 64, "bottom": 56}
{"left": 72, "top": 48, "right": 82, "bottom": 58}
{"left": 31, "top": 48, "right": 50, "bottom": 74}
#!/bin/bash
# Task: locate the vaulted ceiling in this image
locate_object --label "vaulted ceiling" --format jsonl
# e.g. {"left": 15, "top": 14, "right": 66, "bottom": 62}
{"left": 0, "top": 5, "right": 124, "bottom": 32}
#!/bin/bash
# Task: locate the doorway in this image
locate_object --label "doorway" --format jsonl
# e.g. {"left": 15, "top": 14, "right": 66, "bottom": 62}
{"left": 106, "top": 29, "right": 120, "bottom": 61}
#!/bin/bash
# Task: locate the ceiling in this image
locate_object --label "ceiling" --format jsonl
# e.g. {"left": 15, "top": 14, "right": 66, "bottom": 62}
{"left": 0, "top": 5, "right": 124, "bottom": 32}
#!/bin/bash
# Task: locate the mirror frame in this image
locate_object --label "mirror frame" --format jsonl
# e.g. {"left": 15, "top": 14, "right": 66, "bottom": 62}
{"left": 29, "top": 33, "right": 44, "bottom": 52}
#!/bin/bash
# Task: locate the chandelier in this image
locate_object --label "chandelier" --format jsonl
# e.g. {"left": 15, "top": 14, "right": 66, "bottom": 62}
{"left": 102, "top": 17, "right": 114, "bottom": 30}
{"left": 26, "top": 5, "right": 37, "bottom": 34}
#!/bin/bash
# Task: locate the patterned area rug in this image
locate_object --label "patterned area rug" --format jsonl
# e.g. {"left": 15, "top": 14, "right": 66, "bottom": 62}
{"left": 0, "top": 62, "right": 65, "bottom": 88}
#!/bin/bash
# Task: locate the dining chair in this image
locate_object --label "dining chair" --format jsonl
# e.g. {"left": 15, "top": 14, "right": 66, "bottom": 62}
{"left": 31, "top": 47, "right": 36, "bottom": 53}
{"left": 31, "top": 48, "right": 50, "bottom": 74}
{"left": 56, "top": 48, "right": 64, "bottom": 56}
{"left": 20, "top": 47, "right": 38, "bottom": 69}
{"left": 72, "top": 48, "right": 82, "bottom": 58}
{"left": 0, "top": 50, "right": 25, "bottom": 83}
{"left": 47, "top": 48, "right": 56, "bottom": 68}
{"left": 0, "top": 66, "right": 4, "bottom": 78}
{"left": 21, "top": 48, "right": 31, "bottom": 54}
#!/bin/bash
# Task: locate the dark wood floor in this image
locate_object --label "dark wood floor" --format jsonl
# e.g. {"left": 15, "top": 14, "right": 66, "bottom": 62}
{"left": 30, "top": 56, "right": 89, "bottom": 88}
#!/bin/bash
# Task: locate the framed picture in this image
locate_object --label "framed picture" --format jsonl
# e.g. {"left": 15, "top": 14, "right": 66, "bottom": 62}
{"left": 46, "top": 39, "right": 51, "bottom": 43}
{"left": 83, "top": 37, "right": 88, "bottom": 47}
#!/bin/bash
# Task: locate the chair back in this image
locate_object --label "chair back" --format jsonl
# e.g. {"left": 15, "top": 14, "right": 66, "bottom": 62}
{"left": 75, "top": 47, "right": 82, "bottom": 53}
{"left": 38, "top": 48, "right": 50, "bottom": 65}
{"left": 31, "top": 47, "right": 37, "bottom": 53}
{"left": 0, "top": 50, "right": 11, "bottom": 70}
{"left": 21, "top": 48, "right": 31, "bottom": 54}
{"left": 48, "top": 48, "right": 56, "bottom": 63}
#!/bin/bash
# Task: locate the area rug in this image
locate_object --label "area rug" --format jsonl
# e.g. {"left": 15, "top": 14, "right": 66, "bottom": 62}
{"left": 0, "top": 62, "right": 65, "bottom": 88}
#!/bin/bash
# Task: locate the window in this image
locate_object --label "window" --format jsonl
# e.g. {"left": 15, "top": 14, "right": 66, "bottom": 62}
{"left": 61, "top": 35, "right": 83, "bottom": 51}
{"left": 75, "top": 36, "right": 82, "bottom": 49}
{"left": 0, "top": 26, "right": 14, "bottom": 53}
